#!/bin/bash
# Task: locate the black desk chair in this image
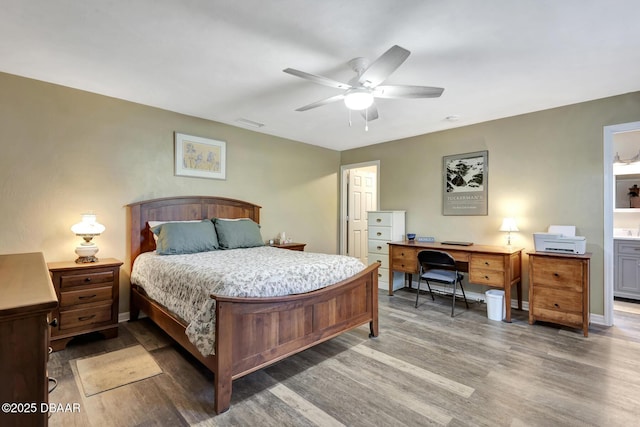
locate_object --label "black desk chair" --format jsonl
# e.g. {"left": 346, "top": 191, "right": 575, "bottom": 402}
{"left": 416, "top": 250, "right": 469, "bottom": 317}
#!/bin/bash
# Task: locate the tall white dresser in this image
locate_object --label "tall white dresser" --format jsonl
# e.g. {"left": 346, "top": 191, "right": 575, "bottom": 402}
{"left": 367, "top": 210, "right": 406, "bottom": 292}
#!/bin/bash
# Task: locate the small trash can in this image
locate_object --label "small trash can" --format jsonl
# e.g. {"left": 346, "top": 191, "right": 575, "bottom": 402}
{"left": 485, "top": 290, "right": 505, "bottom": 321}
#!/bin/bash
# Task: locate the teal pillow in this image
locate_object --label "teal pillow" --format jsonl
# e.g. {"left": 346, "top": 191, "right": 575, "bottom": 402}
{"left": 152, "top": 220, "right": 219, "bottom": 255}
{"left": 213, "top": 218, "right": 264, "bottom": 249}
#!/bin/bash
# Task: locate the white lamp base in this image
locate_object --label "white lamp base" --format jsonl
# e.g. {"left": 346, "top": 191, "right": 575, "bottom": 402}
{"left": 75, "top": 243, "right": 99, "bottom": 263}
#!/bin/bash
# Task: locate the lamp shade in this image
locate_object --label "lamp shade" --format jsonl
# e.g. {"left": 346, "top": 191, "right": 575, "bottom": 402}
{"left": 71, "top": 213, "right": 105, "bottom": 236}
{"left": 344, "top": 88, "right": 374, "bottom": 110}
{"left": 499, "top": 218, "right": 519, "bottom": 232}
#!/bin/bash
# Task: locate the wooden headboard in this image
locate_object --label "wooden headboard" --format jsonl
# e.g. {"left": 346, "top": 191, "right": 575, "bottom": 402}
{"left": 127, "top": 196, "right": 261, "bottom": 265}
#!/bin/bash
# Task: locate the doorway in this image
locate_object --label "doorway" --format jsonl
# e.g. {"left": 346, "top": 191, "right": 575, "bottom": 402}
{"left": 339, "top": 161, "right": 380, "bottom": 261}
{"left": 603, "top": 121, "right": 640, "bottom": 326}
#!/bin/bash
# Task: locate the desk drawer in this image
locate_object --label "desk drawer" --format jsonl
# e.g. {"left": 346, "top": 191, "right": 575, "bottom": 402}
{"left": 391, "top": 247, "right": 418, "bottom": 273}
{"left": 470, "top": 254, "right": 505, "bottom": 272}
{"left": 470, "top": 269, "right": 504, "bottom": 287}
{"left": 368, "top": 240, "right": 389, "bottom": 255}
{"left": 368, "top": 226, "right": 392, "bottom": 240}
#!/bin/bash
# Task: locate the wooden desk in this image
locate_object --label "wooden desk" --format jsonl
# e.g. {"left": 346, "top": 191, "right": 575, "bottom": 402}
{"left": 388, "top": 241, "right": 523, "bottom": 322}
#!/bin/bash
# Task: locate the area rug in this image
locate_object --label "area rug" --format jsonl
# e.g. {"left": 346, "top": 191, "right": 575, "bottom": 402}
{"left": 75, "top": 345, "right": 162, "bottom": 396}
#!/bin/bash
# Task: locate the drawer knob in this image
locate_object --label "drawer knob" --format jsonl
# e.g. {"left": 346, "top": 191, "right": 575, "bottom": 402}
{"left": 78, "top": 314, "right": 96, "bottom": 321}
{"left": 84, "top": 277, "right": 92, "bottom": 283}
{"left": 554, "top": 303, "right": 559, "bottom": 307}
{"left": 401, "top": 264, "right": 405, "bottom": 268}
{"left": 79, "top": 294, "right": 97, "bottom": 300}
{"left": 377, "top": 246, "right": 382, "bottom": 250}
{"left": 49, "top": 318, "right": 58, "bottom": 327}
{"left": 485, "top": 275, "right": 489, "bottom": 279}
{"left": 378, "top": 273, "right": 382, "bottom": 278}
{"left": 376, "top": 260, "right": 382, "bottom": 263}
{"left": 485, "top": 261, "right": 490, "bottom": 266}
{"left": 377, "top": 232, "right": 382, "bottom": 236}
{"left": 376, "top": 218, "right": 382, "bottom": 222}
{"left": 553, "top": 273, "right": 559, "bottom": 277}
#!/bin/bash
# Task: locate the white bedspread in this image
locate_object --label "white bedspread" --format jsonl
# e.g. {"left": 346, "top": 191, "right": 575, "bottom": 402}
{"left": 130, "top": 246, "right": 366, "bottom": 355}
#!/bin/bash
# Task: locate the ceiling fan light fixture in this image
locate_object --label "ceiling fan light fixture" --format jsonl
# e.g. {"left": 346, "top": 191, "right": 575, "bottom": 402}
{"left": 344, "top": 88, "right": 374, "bottom": 110}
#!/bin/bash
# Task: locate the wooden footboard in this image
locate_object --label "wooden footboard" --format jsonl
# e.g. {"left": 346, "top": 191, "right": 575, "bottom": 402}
{"left": 213, "top": 262, "right": 378, "bottom": 413}
{"left": 131, "top": 262, "right": 379, "bottom": 414}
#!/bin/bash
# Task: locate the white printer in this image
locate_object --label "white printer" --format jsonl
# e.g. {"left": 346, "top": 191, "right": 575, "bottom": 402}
{"left": 533, "top": 225, "right": 586, "bottom": 255}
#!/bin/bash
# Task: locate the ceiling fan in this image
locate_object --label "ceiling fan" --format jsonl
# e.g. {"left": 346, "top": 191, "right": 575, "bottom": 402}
{"left": 283, "top": 45, "right": 444, "bottom": 128}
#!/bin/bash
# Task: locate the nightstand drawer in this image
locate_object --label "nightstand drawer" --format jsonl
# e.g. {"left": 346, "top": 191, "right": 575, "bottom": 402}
{"left": 60, "top": 270, "right": 114, "bottom": 288}
{"left": 59, "top": 304, "right": 112, "bottom": 330}
{"left": 532, "top": 287, "right": 582, "bottom": 313}
{"left": 60, "top": 286, "right": 112, "bottom": 307}
{"left": 530, "top": 258, "right": 583, "bottom": 290}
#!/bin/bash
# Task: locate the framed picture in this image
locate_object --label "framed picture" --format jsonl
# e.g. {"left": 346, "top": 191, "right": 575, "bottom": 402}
{"left": 175, "top": 132, "right": 226, "bottom": 180}
{"left": 443, "top": 150, "right": 488, "bottom": 215}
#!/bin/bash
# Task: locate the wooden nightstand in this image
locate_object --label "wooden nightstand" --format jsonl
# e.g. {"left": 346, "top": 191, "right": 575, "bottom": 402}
{"left": 528, "top": 251, "right": 591, "bottom": 337}
{"left": 48, "top": 258, "right": 123, "bottom": 351}
{"left": 272, "top": 242, "right": 306, "bottom": 251}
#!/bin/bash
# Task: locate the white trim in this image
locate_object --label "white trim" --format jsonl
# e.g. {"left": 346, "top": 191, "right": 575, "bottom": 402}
{"left": 603, "top": 121, "right": 640, "bottom": 327}
{"left": 339, "top": 160, "right": 380, "bottom": 255}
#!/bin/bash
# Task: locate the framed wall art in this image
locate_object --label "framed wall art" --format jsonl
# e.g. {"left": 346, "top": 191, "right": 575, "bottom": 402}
{"left": 175, "top": 132, "right": 226, "bottom": 180}
{"left": 443, "top": 150, "right": 488, "bottom": 216}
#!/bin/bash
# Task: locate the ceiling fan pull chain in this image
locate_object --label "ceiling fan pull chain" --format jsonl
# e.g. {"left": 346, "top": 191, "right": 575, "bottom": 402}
{"left": 365, "top": 108, "right": 369, "bottom": 131}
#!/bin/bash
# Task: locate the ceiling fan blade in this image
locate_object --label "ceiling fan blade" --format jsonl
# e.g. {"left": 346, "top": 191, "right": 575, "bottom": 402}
{"left": 360, "top": 103, "right": 379, "bottom": 121}
{"left": 374, "top": 85, "right": 444, "bottom": 99}
{"left": 358, "top": 45, "right": 410, "bottom": 87}
{"left": 283, "top": 68, "right": 351, "bottom": 90}
{"left": 295, "top": 94, "right": 345, "bottom": 111}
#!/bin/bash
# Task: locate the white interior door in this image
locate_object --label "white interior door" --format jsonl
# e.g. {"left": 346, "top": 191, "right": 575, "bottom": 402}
{"left": 348, "top": 167, "right": 377, "bottom": 264}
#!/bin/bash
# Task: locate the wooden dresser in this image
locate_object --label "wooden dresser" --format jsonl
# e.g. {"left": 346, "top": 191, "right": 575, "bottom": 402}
{"left": 528, "top": 251, "right": 591, "bottom": 336}
{"left": 48, "top": 258, "right": 122, "bottom": 351}
{"left": 0, "top": 252, "right": 58, "bottom": 427}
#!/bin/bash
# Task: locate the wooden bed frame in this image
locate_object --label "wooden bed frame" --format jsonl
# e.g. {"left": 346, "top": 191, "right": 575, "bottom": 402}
{"left": 127, "top": 196, "right": 379, "bottom": 414}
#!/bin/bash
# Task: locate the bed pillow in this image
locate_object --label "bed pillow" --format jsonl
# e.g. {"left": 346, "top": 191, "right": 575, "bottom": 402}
{"left": 148, "top": 220, "right": 201, "bottom": 243}
{"left": 152, "top": 220, "right": 219, "bottom": 255}
{"left": 213, "top": 218, "right": 264, "bottom": 249}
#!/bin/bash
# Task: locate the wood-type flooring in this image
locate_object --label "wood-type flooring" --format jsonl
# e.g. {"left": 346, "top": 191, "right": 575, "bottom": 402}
{"left": 46, "top": 289, "right": 640, "bottom": 426}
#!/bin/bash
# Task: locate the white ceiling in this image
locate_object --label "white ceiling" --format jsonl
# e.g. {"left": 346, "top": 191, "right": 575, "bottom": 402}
{"left": 2, "top": 0, "right": 640, "bottom": 151}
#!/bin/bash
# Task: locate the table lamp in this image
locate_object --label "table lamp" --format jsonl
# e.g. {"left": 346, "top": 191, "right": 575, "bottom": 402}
{"left": 71, "top": 213, "right": 105, "bottom": 263}
{"left": 499, "top": 217, "right": 519, "bottom": 246}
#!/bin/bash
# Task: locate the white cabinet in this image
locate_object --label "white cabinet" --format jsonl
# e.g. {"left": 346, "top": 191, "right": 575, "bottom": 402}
{"left": 614, "top": 239, "right": 640, "bottom": 300}
{"left": 367, "top": 210, "right": 405, "bottom": 291}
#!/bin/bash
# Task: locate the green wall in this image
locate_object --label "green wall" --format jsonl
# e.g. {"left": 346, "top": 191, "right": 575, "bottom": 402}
{"left": 341, "top": 92, "right": 640, "bottom": 316}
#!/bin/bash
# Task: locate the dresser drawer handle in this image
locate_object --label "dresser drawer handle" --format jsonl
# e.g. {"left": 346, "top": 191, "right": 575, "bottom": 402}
{"left": 554, "top": 303, "right": 559, "bottom": 307}
{"left": 484, "top": 261, "right": 490, "bottom": 266}
{"left": 78, "top": 294, "right": 97, "bottom": 300}
{"left": 376, "top": 260, "right": 382, "bottom": 263}
{"left": 84, "top": 277, "right": 92, "bottom": 283}
{"left": 378, "top": 273, "right": 382, "bottom": 278}
{"left": 376, "top": 246, "right": 382, "bottom": 250}
{"left": 376, "top": 218, "right": 382, "bottom": 222}
{"left": 78, "top": 315, "right": 96, "bottom": 321}
{"left": 553, "top": 273, "right": 559, "bottom": 277}
{"left": 485, "top": 275, "right": 489, "bottom": 279}
{"left": 377, "top": 232, "right": 382, "bottom": 236}
{"left": 49, "top": 318, "right": 58, "bottom": 327}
